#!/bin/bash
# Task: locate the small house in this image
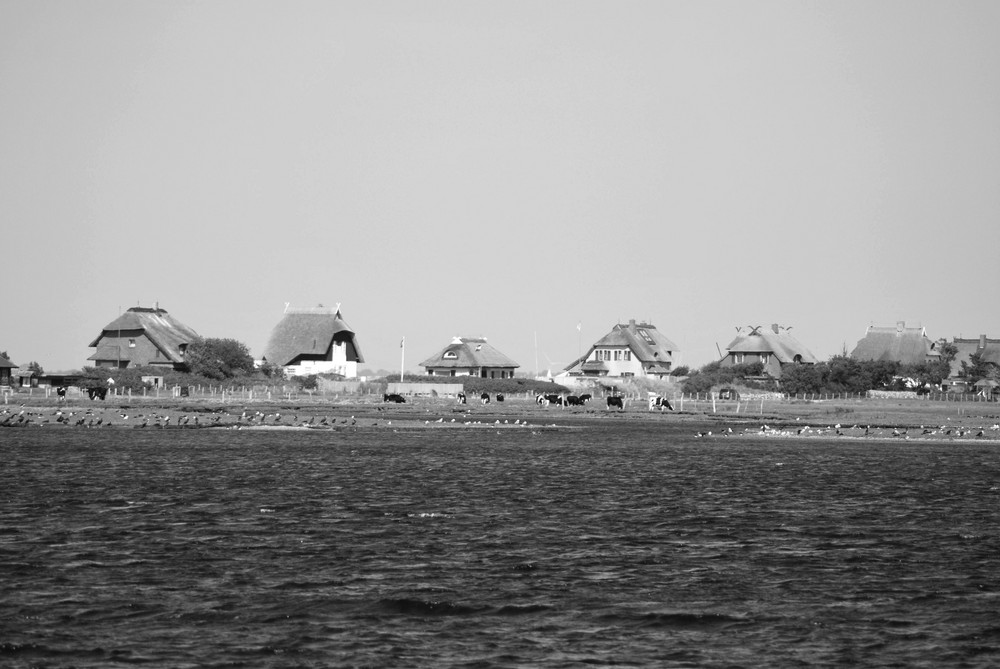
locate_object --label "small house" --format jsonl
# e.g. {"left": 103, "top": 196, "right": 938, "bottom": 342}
{"left": 720, "top": 324, "right": 818, "bottom": 379}
{"left": 0, "top": 353, "right": 17, "bottom": 387}
{"left": 419, "top": 337, "right": 519, "bottom": 378}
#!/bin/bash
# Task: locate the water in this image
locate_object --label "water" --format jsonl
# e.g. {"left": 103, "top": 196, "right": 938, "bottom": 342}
{"left": 3, "top": 425, "right": 1000, "bottom": 667}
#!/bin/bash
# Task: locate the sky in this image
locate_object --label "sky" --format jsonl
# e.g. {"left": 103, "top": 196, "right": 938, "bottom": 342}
{"left": 2, "top": 1, "right": 998, "bottom": 375}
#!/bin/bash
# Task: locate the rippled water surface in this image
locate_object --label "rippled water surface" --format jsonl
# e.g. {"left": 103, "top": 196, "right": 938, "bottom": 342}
{"left": 3, "top": 425, "right": 1000, "bottom": 667}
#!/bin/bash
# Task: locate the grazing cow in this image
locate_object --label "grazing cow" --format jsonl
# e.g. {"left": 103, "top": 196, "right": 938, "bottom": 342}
{"left": 457, "top": 392, "right": 467, "bottom": 404}
{"left": 565, "top": 395, "right": 582, "bottom": 406}
{"left": 544, "top": 393, "right": 563, "bottom": 406}
{"left": 535, "top": 394, "right": 549, "bottom": 406}
{"left": 606, "top": 396, "right": 624, "bottom": 410}
{"left": 382, "top": 393, "right": 406, "bottom": 403}
{"left": 578, "top": 394, "right": 592, "bottom": 404}
{"left": 480, "top": 392, "right": 491, "bottom": 405}
{"left": 86, "top": 387, "right": 108, "bottom": 400}
{"left": 496, "top": 393, "right": 504, "bottom": 402}
{"left": 648, "top": 396, "right": 674, "bottom": 411}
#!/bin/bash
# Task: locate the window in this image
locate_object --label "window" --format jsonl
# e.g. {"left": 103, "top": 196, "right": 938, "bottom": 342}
{"left": 614, "top": 350, "right": 621, "bottom": 361}
{"left": 443, "top": 351, "right": 458, "bottom": 359}
{"left": 624, "top": 350, "right": 631, "bottom": 361}
{"left": 128, "top": 339, "right": 136, "bottom": 348}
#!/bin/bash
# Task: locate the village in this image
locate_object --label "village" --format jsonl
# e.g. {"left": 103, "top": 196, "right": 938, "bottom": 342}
{"left": 1, "top": 302, "right": 998, "bottom": 403}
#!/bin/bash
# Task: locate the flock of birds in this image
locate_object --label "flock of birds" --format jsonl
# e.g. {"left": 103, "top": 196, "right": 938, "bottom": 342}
{"left": 694, "top": 421, "right": 1000, "bottom": 440}
{"left": 0, "top": 405, "right": 544, "bottom": 431}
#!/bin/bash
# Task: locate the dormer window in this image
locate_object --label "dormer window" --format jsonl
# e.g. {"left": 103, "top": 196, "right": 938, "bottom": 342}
{"left": 443, "top": 351, "right": 458, "bottom": 359}
{"left": 128, "top": 339, "right": 136, "bottom": 348}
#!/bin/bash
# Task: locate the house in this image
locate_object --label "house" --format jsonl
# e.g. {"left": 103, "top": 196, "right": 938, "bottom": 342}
{"left": 0, "top": 353, "right": 17, "bottom": 387}
{"left": 720, "top": 324, "right": 817, "bottom": 379}
{"left": 944, "top": 334, "right": 1000, "bottom": 390}
{"left": 562, "top": 319, "right": 679, "bottom": 379}
{"left": 850, "top": 322, "right": 940, "bottom": 365}
{"left": 88, "top": 305, "right": 200, "bottom": 370}
{"left": 419, "top": 337, "right": 519, "bottom": 378}
{"left": 262, "top": 304, "right": 364, "bottom": 378}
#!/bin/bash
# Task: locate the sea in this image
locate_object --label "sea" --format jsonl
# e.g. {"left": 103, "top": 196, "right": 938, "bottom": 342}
{"left": 2, "top": 423, "right": 1000, "bottom": 668}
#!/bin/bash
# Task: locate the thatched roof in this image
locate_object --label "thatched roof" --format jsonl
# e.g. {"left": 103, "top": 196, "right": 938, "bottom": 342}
{"left": 564, "top": 320, "right": 678, "bottom": 372}
{"left": 850, "top": 323, "right": 939, "bottom": 365}
{"left": 0, "top": 353, "right": 18, "bottom": 369}
{"left": 263, "top": 305, "right": 364, "bottom": 367}
{"left": 88, "top": 307, "right": 200, "bottom": 364}
{"left": 419, "top": 337, "right": 519, "bottom": 370}
{"left": 725, "top": 324, "right": 818, "bottom": 364}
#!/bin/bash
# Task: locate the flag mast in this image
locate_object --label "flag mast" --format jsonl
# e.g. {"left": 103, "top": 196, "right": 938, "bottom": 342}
{"left": 400, "top": 337, "right": 405, "bottom": 382}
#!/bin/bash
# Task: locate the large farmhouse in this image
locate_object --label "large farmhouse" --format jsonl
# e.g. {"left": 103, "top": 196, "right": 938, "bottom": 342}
{"left": 419, "top": 337, "right": 519, "bottom": 378}
{"left": 88, "top": 306, "right": 200, "bottom": 370}
{"left": 262, "top": 305, "right": 364, "bottom": 378}
{"left": 850, "top": 322, "right": 940, "bottom": 365}
{"left": 720, "top": 324, "right": 817, "bottom": 379}
{"left": 943, "top": 334, "right": 1000, "bottom": 392}
{"left": 562, "top": 319, "right": 679, "bottom": 379}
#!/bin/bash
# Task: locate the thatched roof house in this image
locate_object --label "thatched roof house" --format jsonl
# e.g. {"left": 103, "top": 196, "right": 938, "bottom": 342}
{"left": 88, "top": 306, "right": 200, "bottom": 370}
{"left": 419, "top": 337, "right": 519, "bottom": 378}
{"left": 850, "top": 322, "right": 940, "bottom": 365}
{"left": 563, "top": 319, "right": 679, "bottom": 379}
{"left": 0, "top": 353, "right": 17, "bottom": 386}
{"left": 721, "top": 324, "right": 818, "bottom": 379}
{"left": 262, "top": 305, "right": 364, "bottom": 378}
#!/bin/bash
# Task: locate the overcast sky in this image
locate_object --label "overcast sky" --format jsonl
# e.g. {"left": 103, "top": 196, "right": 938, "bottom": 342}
{"left": 2, "top": 1, "right": 998, "bottom": 374}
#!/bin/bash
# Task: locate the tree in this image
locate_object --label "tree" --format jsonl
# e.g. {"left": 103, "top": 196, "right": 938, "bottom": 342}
{"left": 27, "top": 361, "right": 44, "bottom": 375}
{"left": 960, "top": 352, "right": 996, "bottom": 385}
{"left": 184, "top": 338, "right": 255, "bottom": 380}
{"left": 780, "top": 364, "right": 825, "bottom": 395}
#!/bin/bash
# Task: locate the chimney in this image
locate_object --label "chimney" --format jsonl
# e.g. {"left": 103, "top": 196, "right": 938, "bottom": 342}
{"left": 771, "top": 323, "right": 780, "bottom": 334}
{"left": 980, "top": 334, "right": 987, "bottom": 351}
{"left": 629, "top": 319, "right": 636, "bottom": 330}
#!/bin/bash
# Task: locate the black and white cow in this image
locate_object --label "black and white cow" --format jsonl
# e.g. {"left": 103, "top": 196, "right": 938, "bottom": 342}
{"left": 56, "top": 386, "right": 67, "bottom": 401}
{"left": 495, "top": 393, "right": 504, "bottom": 402}
{"left": 648, "top": 396, "right": 674, "bottom": 411}
{"left": 606, "top": 396, "right": 624, "bottom": 410}
{"left": 383, "top": 393, "right": 406, "bottom": 403}
{"left": 86, "top": 387, "right": 108, "bottom": 400}
{"left": 480, "top": 392, "right": 491, "bottom": 405}
{"left": 565, "top": 395, "right": 582, "bottom": 406}
{"left": 578, "top": 394, "right": 592, "bottom": 404}
{"left": 457, "top": 392, "right": 467, "bottom": 404}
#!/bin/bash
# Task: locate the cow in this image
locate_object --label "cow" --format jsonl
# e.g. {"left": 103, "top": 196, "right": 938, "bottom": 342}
{"left": 383, "top": 393, "right": 406, "bottom": 403}
{"left": 648, "top": 396, "right": 674, "bottom": 411}
{"left": 480, "top": 392, "right": 491, "bottom": 405}
{"left": 544, "top": 394, "right": 564, "bottom": 406}
{"left": 578, "top": 394, "right": 592, "bottom": 404}
{"left": 565, "top": 395, "right": 582, "bottom": 406}
{"left": 457, "top": 392, "right": 467, "bottom": 404}
{"left": 535, "top": 394, "right": 549, "bottom": 406}
{"left": 56, "top": 386, "right": 67, "bottom": 401}
{"left": 606, "top": 396, "right": 624, "bottom": 410}
{"left": 86, "top": 387, "right": 108, "bottom": 400}
{"left": 496, "top": 393, "right": 504, "bottom": 402}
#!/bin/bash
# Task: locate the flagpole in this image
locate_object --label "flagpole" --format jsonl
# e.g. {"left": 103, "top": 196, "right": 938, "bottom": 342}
{"left": 400, "top": 337, "right": 405, "bottom": 382}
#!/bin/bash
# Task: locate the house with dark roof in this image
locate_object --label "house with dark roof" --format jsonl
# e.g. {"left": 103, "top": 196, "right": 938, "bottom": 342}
{"left": 943, "top": 334, "right": 1000, "bottom": 392}
{"left": 720, "top": 324, "right": 817, "bottom": 379}
{"left": 88, "top": 306, "right": 200, "bottom": 370}
{"left": 419, "top": 337, "right": 519, "bottom": 378}
{"left": 0, "top": 353, "right": 17, "bottom": 387}
{"left": 562, "top": 319, "right": 679, "bottom": 379}
{"left": 262, "top": 305, "right": 364, "bottom": 378}
{"left": 850, "top": 322, "right": 940, "bottom": 365}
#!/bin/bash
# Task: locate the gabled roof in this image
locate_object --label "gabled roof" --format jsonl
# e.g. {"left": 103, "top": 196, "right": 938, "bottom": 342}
{"left": 950, "top": 335, "right": 1000, "bottom": 374}
{"left": 564, "top": 320, "right": 678, "bottom": 372}
{"left": 725, "top": 324, "right": 818, "bottom": 364}
{"left": 850, "top": 323, "right": 939, "bottom": 365}
{"left": 420, "top": 337, "right": 519, "bottom": 369}
{"left": 88, "top": 307, "right": 200, "bottom": 363}
{"left": 263, "top": 305, "right": 364, "bottom": 366}
{"left": 0, "top": 354, "right": 18, "bottom": 369}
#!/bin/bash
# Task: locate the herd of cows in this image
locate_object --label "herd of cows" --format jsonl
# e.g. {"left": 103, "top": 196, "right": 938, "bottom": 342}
{"left": 381, "top": 391, "right": 675, "bottom": 411}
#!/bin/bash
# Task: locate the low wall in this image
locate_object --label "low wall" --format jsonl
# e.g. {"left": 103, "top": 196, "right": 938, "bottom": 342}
{"left": 387, "top": 383, "right": 464, "bottom": 397}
